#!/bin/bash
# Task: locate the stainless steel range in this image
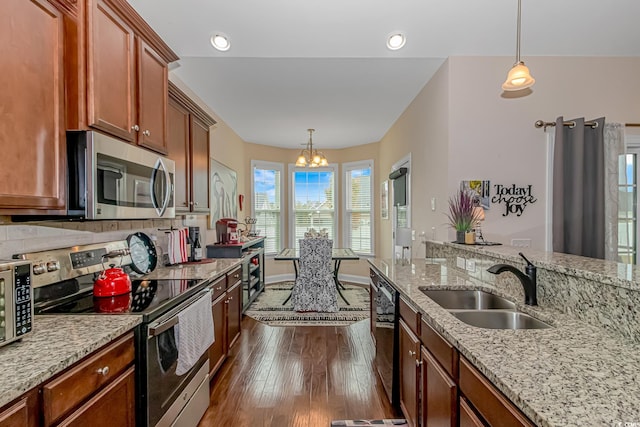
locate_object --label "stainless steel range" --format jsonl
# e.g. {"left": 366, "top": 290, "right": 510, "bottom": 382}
{"left": 16, "top": 238, "right": 213, "bottom": 427}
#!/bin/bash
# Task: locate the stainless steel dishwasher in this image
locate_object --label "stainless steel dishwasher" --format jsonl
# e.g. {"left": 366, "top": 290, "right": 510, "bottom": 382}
{"left": 374, "top": 276, "right": 399, "bottom": 408}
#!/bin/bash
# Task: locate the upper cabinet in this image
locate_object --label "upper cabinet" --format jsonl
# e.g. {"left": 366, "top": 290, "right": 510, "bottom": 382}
{"left": 0, "top": 0, "right": 67, "bottom": 213}
{"left": 86, "top": 0, "right": 175, "bottom": 154}
{"left": 167, "top": 82, "right": 216, "bottom": 214}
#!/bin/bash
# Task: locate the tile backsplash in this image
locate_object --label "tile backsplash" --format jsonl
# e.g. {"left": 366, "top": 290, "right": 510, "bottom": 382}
{"left": 0, "top": 216, "right": 211, "bottom": 260}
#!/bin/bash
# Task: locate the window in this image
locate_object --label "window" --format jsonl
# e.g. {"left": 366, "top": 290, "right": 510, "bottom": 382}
{"left": 252, "top": 161, "right": 284, "bottom": 255}
{"left": 289, "top": 165, "right": 337, "bottom": 249}
{"left": 343, "top": 160, "right": 373, "bottom": 255}
{"left": 619, "top": 152, "right": 638, "bottom": 264}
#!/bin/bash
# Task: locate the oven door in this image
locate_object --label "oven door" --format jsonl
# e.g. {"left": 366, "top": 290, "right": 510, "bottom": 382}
{"left": 144, "top": 290, "right": 210, "bottom": 427}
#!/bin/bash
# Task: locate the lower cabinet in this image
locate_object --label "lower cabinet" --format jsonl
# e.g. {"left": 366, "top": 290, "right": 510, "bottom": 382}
{"left": 395, "top": 294, "right": 534, "bottom": 427}
{"left": 0, "top": 388, "right": 39, "bottom": 427}
{"left": 0, "top": 332, "right": 135, "bottom": 427}
{"left": 208, "top": 266, "right": 243, "bottom": 379}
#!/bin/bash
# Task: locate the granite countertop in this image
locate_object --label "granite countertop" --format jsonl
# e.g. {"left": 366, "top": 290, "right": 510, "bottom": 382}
{"left": 0, "top": 315, "right": 141, "bottom": 408}
{"left": 369, "top": 258, "right": 640, "bottom": 427}
{"left": 437, "top": 240, "right": 640, "bottom": 291}
{"left": 143, "top": 258, "right": 243, "bottom": 280}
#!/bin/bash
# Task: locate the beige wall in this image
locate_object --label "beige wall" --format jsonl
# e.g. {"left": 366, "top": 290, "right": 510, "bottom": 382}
{"left": 378, "top": 56, "right": 640, "bottom": 253}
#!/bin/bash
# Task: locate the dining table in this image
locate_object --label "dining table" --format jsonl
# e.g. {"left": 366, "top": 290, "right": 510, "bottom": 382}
{"left": 274, "top": 247, "right": 360, "bottom": 305}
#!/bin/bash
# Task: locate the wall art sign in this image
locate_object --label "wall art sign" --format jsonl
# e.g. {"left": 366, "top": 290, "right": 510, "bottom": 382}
{"left": 491, "top": 184, "right": 537, "bottom": 217}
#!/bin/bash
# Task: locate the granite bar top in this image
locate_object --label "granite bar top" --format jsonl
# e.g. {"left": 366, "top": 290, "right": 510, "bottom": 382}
{"left": 434, "top": 240, "right": 640, "bottom": 291}
{"left": 0, "top": 315, "right": 141, "bottom": 408}
{"left": 369, "top": 258, "right": 640, "bottom": 427}
{"left": 143, "top": 258, "right": 243, "bottom": 281}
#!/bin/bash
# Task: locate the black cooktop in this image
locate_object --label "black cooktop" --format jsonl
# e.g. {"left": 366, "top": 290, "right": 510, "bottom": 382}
{"left": 35, "top": 278, "right": 202, "bottom": 320}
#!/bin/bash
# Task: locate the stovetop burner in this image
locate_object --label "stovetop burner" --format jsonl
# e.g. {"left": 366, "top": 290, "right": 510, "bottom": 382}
{"left": 36, "top": 278, "right": 201, "bottom": 317}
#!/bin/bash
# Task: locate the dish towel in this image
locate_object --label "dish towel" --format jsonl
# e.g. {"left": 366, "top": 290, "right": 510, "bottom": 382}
{"left": 168, "top": 229, "right": 189, "bottom": 264}
{"left": 175, "top": 290, "right": 215, "bottom": 376}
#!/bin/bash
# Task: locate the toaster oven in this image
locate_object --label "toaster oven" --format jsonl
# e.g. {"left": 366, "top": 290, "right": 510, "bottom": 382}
{"left": 0, "top": 260, "right": 33, "bottom": 348}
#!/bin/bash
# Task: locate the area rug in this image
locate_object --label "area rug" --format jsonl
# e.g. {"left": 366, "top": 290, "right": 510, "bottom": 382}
{"left": 245, "top": 282, "right": 369, "bottom": 326}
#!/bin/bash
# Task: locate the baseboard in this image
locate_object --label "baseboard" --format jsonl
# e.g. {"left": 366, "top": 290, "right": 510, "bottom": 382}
{"left": 265, "top": 273, "right": 368, "bottom": 285}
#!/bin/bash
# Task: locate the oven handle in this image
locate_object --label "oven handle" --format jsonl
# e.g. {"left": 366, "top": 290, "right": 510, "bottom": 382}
{"left": 380, "top": 284, "right": 394, "bottom": 303}
{"left": 147, "top": 289, "right": 210, "bottom": 337}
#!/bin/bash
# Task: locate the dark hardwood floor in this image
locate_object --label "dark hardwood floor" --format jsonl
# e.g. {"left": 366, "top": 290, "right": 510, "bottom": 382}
{"left": 198, "top": 317, "right": 398, "bottom": 426}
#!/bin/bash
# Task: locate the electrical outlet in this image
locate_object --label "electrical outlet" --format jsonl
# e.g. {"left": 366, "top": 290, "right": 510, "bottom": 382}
{"left": 511, "top": 238, "right": 532, "bottom": 248}
{"left": 456, "top": 256, "right": 466, "bottom": 269}
{"left": 466, "top": 259, "right": 476, "bottom": 272}
{"left": 411, "top": 230, "right": 416, "bottom": 240}
{"left": 183, "top": 215, "right": 198, "bottom": 226}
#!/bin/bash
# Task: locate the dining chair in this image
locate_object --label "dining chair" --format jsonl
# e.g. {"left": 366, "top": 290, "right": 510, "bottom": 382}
{"left": 291, "top": 238, "right": 338, "bottom": 312}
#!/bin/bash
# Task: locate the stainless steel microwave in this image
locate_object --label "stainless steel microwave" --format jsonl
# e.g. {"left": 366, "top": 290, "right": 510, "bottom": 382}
{"left": 67, "top": 131, "right": 175, "bottom": 220}
{"left": 0, "top": 260, "right": 33, "bottom": 349}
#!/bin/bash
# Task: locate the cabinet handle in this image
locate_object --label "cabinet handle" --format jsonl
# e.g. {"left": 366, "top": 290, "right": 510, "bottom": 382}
{"left": 224, "top": 300, "right": 229, "bottom": 304}
{"left": 408, "top": 350, "right": 416, "bottom": 357}
{"left": 415, "top": 359, "right": 422, "bottom": 367}
{"left": 143, "top": 130, "right": 151, "bottom": 137}
{"left": 189, "top": 201, "right": 194, "bottom": 206}
{"left": 96, "top": 366, "right": 110, "bottom": 376}
{"left": 229, "top": 296, "right": 233, "bottom": 301}
{"left": 131, "top": 125, "right": 140, "bottom": 131}
{"left": 216, "top": 286, "right": 223, "bottom": 291}
{"left": 234, "top": 274, "right": 240, "bottom": 279}
{"left": 194, "top": 202, "right": 199, "bottom": 206}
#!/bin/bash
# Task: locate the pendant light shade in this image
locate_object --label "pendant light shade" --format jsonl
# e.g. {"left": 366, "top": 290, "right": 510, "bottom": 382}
{"left": 502, "top": 0, "right": 535, "bottom": 91}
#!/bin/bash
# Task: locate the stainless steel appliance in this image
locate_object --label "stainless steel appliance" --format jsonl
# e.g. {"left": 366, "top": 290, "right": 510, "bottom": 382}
{"left": 18, "top": 241, "right": 213, "bottom": 427}
{"left": 0, "top": 260, "right": 33, "bottom": 348}
{"left": 67, "top": 130, "right": 175, "bottom": 219}
{"left": 373, "top": 274, "right": 399, "bottom": 408}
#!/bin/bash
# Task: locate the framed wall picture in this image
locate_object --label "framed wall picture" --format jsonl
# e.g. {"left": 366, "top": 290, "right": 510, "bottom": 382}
{"left": 381, "top": 180, "right": 389, "bottom": 219}
{"left": 209, "top": 158, "right": 238, "bottom": 229}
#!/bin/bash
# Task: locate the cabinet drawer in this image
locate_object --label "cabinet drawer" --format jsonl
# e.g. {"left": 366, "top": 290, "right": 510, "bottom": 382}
{"left": 459, "top": 357, "right": 534, "bottom": 427}
{"left": 399, "top": 297, "right": 420, "bottom": 336}
{"left": 210, "top": 275, "right": 226, "bottom": 301}
{"left": 421, "top": 318, "right": 458, "bottom": 378}
{"left": 227, "top": 266, "right": 242, "bottom": 287}
{"left": 42, "top": 332, "right": 135, "bottom": 426}
{"left": 57, "top": 366, "right": 135, "bottom": 427}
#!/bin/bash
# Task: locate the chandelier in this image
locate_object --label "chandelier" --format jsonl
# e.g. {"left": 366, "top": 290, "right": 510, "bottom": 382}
{"left": 295, "top": 129, "right": 328, "bottom": 167}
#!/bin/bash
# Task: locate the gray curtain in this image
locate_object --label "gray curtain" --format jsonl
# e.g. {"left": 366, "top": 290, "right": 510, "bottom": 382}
{"left": 552, "top": 116, "right": 606, "bottom": 258}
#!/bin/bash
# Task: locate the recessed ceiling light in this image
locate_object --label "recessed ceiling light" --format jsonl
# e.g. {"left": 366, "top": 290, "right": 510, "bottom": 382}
{"left": 210, "top": 33, "right": 230, "bottom": 52}
{"left": 386, "top": 32, "right": 406, "bottom": 50}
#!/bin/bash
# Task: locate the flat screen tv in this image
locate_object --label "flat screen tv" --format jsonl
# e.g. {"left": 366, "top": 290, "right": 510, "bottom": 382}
{"left": 390, "top": 168, "right": 407, "bottom": 206}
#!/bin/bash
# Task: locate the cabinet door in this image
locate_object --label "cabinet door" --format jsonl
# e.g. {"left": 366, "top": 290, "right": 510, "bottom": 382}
{"left": 167, "top": 97, "right": 191, "bottom": 212}
{"left": 399, "top": 319, "right": 420, "bottom": 427}
{"left": 87, "top": 0, "right": 136, "bottom": 142}
{"left": 226, "top": 281, "right": 242, "bottom": 350}
{"left": 421, "top": 347, "right": 457, "bottom": 427}
{"left": 0, "top": 389, "right": 39, "bottom": 427}
{"left": 209, "top": 293, "right": 227, "bottom": 377}
{"left": 57, "top": 366, "right": 135, "bottom": 427}
{"left": 0, "top": 0, "right": 66, "bottom": 211}
{"left": 137, "top": 38, "right": 168, "bottom": 154}
{"left": 459, "top": 397, "right": 485, "bottom": 427}
{"left": 190, "top": 115, "right": 210, "bottom": 212}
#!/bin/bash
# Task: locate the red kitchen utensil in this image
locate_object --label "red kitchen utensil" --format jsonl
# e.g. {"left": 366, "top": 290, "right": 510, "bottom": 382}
{"left": 94, "top": 254, "right": 132, "bottom": 297}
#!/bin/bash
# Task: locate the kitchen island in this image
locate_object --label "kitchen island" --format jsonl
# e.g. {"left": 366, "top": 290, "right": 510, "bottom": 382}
{"left": 369, "top": 257, "right": 640, "bottom": 427}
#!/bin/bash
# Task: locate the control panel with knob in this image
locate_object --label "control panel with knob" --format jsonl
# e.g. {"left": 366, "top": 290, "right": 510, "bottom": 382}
{"left": 33, "top": 264, "right": 47, "bottom": 275}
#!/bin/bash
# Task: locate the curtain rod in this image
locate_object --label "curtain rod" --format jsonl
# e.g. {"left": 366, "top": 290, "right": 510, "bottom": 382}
{"left": 535, "top": 120, "right": 640, "bottom": 131}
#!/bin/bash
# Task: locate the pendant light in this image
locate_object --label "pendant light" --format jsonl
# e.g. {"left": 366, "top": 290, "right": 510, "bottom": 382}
{"left": 502, "top": 0, "right": 535, "bottom": 91}
{"left": 295, "top": 129, "right": 328, "bottom": 168}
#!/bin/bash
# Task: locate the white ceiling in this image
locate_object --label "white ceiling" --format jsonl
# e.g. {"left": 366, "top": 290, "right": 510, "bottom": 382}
{"left": 128, "top": 0, "right": 640, "bottom": 149}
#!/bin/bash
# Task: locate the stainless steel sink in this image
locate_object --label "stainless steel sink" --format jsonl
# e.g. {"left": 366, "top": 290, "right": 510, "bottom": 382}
{"left": 420, "top": 289, "right": 516, "bottom": 310}
{"left": 450, "top": 310, "right": 552, "bottom": 329}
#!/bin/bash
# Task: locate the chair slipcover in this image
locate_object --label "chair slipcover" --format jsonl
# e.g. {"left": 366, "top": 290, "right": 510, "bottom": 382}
{"left": 291, "top": 238, "right": 338, "bottom": 312}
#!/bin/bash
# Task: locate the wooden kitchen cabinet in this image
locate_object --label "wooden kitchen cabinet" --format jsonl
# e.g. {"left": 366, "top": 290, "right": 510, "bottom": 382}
{"left": 208, "top": 267, "right": 243, "bottom": 379}
{"left": 421, "top": 348, "right": 457, "bottom": 427}
{"left": 0, "top": 0, "right": 67, "bottom": 213}
{"left": 87, "top": 0, "right": 174, "bottom": 152}
{"left": 42, "top": 332, "right": 135, "bottom": 426}
{"left": 168, "top": 82, "right": 216, "bottom": 213}
{"left": 0, "top": 389, "right": 39, "bottom": 427}
{"left": 399, "top": 318, "right": 420, "bottom": 427}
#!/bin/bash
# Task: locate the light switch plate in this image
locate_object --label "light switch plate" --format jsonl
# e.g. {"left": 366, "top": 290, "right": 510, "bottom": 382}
{"left": 456, "top": 256, "right": 466, "bottom": 269}
{"left": 511, "top": 238, "right": 532, "bottom": 248}
{"left": 431, "top": 197, "right": 436, "bottom": 211}
{"left": 466, "top": 259, "right": 476, "bottom": 272}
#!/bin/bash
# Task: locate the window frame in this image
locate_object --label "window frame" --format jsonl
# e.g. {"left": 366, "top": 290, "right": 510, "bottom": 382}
{"left": 287, "top": 163, "right": 338, "bottom": 248}
{"left": 342, "top": 159, "right": 375, "bottom": 257}
{"left": 251, "top": 160, "right": 285, "bottom": 255}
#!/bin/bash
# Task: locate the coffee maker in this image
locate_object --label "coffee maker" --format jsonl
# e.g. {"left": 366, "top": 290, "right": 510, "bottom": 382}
{"left": 215, "top": 218, "right": 239, "bottom": 244}
{"left": 188, "top": 226, "right": 203, "bottom": 261}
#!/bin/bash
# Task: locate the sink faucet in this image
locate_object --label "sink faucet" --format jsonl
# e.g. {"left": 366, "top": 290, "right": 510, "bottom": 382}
{"left": 487, "top": 252, "right": 537, "bottom": 306}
